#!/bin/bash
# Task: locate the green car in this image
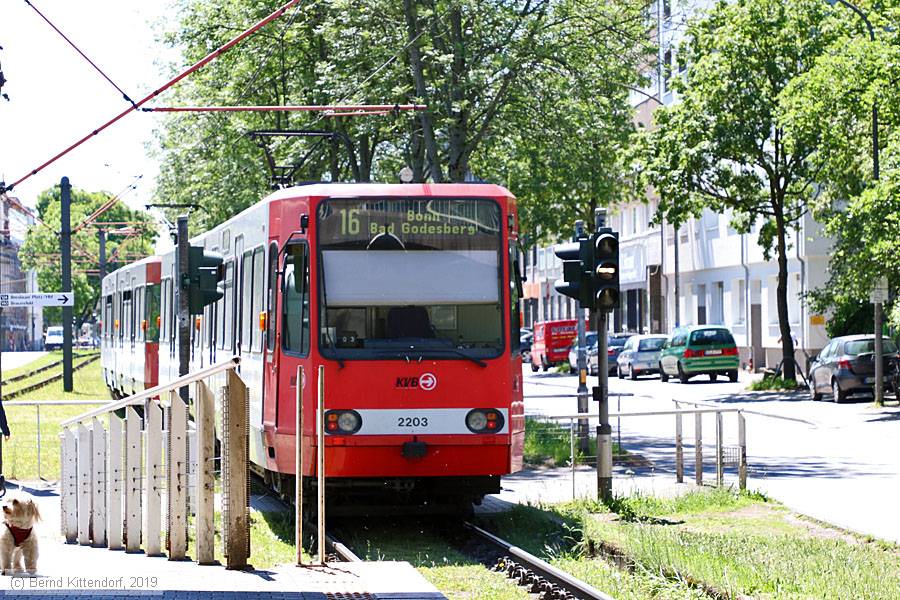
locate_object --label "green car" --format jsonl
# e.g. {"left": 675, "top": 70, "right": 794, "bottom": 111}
{"left": 659, "top": 326, "right": 739, "bottom": 383}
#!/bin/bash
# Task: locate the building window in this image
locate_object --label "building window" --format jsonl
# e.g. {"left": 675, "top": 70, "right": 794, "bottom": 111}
{"left": 663, "top": 0, "right": 671, "bottom": 21}
{"left": 736, "top": 279, "right": 746, "bottom": 324}
{"left": 663, "top": 49, "right": 673, "bottom": 93}
{"left": 712, "top": 282, "right": 724, "bottom": 324}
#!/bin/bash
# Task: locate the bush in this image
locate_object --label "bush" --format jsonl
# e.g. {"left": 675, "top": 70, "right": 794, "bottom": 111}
{"left": 747, "top": 375, "right": 800, "bottom": 391}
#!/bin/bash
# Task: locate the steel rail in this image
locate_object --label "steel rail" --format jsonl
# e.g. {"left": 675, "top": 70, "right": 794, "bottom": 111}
{"left": 538, "top": 408, "right": 742, "bottom": 421}
{"left": 61, "top": 355, "right": 240, "bottom": 427}
{"left": 464, "top": 521, "right": 615, "bottom": 600}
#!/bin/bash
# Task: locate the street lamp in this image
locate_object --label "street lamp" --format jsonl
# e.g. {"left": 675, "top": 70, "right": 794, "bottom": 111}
{"left": 826, "top": 0, "right": 884, "bottom": 404}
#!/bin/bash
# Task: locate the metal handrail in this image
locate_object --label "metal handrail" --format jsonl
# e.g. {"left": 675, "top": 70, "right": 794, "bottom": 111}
{"left": 61, "top": 356, "right": 240, "bottom": 427}
{"left": 536, "top": 408, "right": 742, "bottom": 421}
{"left": 673, "top": 398, "right": 817, "bottom": 426}
{"left": 5, "top": 400, "right": 111, "bottom": 407}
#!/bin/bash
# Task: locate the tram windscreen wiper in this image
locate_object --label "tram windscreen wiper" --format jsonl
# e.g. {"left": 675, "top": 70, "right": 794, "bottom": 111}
{"left": 372, "top": 339, "right": 487, "bottom": 368}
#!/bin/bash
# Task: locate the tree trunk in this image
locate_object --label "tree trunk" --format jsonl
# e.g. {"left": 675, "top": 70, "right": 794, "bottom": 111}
{"left": 774, "top": 202, "right": 797, "bottom": 382}
{"left": 403, "top": 0, "right": 443, "bottom": 182}
{"left": 446, "top": 6, "right": 469, "bottom": 182}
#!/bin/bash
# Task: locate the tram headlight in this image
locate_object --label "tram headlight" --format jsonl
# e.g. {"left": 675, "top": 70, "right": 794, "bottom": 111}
{"left": 466, "top": 409, "right": 504, "bottom": 433}
{"left": 324, "top": 410, "right": 362, "bottom": 435}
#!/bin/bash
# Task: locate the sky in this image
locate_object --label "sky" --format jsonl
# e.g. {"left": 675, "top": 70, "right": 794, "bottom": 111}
{"left": 1, "top": 0, "right": 180, "bottom": 244}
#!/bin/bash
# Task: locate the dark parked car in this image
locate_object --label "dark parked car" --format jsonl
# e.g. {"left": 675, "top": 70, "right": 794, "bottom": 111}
{"left": 808, "top": 335, "right": 899, "bottom": 402}
{"left": 520, "top": 331, "right": 533, "bottom": 362}
{"left": 567, "top": 332, "right": 599, "bottom": 373}
{"left": 588, "top": 333, "right": 634, "bottom": 375}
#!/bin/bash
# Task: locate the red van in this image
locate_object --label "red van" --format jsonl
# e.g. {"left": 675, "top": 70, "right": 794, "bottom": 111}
{"left": 530, "top": 319, "right": 587, "bottom": 372}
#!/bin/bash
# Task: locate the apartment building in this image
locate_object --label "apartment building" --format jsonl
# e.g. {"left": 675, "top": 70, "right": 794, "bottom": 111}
{"left": 522, "top": 0, "right": 831, "bottom": 369}
{"left": 0, "top": 190, "right": 42, "bottom": 350}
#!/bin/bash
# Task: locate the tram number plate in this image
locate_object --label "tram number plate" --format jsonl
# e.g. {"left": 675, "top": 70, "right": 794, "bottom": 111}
{"left": 397, "top": 416, "right": 429, "bottom": 427}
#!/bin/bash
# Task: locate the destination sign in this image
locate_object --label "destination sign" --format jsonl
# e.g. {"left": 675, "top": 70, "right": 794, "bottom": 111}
{"left": 318, "top": 197, "right": 500, "bottom": 252}
{"left": 0, "top": 292, "right": 74, "bottom": 308}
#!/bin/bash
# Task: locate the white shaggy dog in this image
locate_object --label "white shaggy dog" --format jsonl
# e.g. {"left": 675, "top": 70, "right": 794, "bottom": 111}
{"left": 0, "top": 493, "right": 41, "bottom": 576}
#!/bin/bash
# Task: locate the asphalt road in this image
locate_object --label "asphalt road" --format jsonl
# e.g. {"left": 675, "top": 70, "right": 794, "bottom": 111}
{"left": 523, "top": 365, "right": 900, "bottom": 543}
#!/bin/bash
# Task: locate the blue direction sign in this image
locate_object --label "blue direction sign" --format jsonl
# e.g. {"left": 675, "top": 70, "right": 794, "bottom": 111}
{"left": 0, "top": 292, "right": 74, "bottom": 308}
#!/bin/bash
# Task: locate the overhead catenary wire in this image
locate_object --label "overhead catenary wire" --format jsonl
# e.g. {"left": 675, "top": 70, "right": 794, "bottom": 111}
{"left": 23, "top": 0, "right": 136, "bottom": 106}
{"left": 2, "top": 0, "right": 303, "bottom": 194}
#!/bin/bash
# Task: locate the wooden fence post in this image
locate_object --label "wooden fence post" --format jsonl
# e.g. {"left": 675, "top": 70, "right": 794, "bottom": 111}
{"left": 91, "top": 417, "right": 107, "bottom": 547}
{"left": 167, "top": 389, "right": 188, "bottom": 560}
{"left": 144, "top": 400, "right": 163, "bottom": 556}
{"left": 107, "top": 415, "right": 123, "bottom": 550}
{"left": 76, "top": 423, "right": 92, "bottom": 545}
{"left": 223, "top": 369, "right": 249, "bottom": 570}
{"left": 62, "top": 428, "right": 78, "bottom": 543}
{"left": 196, "top": 380, "right": 216, "bottom": 565}
{"left": 125, "top": 406, "right": 142, "bottom": 553}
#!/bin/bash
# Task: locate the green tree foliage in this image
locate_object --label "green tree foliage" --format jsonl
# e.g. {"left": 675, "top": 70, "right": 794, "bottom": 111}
{"left": 780, "top": 2, "right": 900, "bottom": 331}
{"left": 632, "top": 0, "right": 843, "bottom": 381}
{"left": 153, "top": 0, "right": 648, "bottom": 240}
{"left": 19, "top": 186, "right": 157, "bottom": 325}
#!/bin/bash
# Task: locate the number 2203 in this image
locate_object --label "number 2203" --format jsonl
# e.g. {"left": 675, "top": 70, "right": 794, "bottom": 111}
{"left": 398, "top": 417, "right": 428, "bottom": 427}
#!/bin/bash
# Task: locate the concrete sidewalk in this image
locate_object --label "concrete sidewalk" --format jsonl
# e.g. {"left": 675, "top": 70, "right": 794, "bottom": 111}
{"left": 2, "top": 481, "right": 445, "bottom": 600}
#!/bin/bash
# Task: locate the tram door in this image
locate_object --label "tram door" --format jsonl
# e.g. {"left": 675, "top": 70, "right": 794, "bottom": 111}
{"left": 263, "top": 241, "right": 280, "bottom": 430}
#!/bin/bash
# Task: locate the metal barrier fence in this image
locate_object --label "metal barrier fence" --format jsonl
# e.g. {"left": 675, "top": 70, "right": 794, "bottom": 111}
{"left": 58, "top": 356, "right": 249, "bottom": 569}
{"left": 2, "top": 400, "right": 113, "bottom": 482}
{"left": 529, "top": 404, "right": 748, "bottom": 499}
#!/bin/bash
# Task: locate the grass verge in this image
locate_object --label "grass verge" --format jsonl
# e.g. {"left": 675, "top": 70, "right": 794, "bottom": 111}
{"left": 337, "top": 518, "right": 529, "bottom": 600}
{"left": 479, "top": 488, "right": 900, "bottom": 600}
{"left": 3, "top": 356, "right": 110, "bottom": 480}
{"left": 524, "top": 418, "right": 624, "bottom": 467}
{"left": 747, "top": 375, "right": 801, "bottom": 391}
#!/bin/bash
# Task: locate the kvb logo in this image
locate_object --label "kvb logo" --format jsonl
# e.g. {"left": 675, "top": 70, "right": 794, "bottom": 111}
{"left": 419, "top": 372, "right": 437, "bottom": 391}
{"left": 395, "top": 373, "right": 437, "bottom": 390}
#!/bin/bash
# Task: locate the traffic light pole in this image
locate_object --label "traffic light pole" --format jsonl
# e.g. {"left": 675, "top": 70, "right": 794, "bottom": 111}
{"left": 176, "top": 215, "right": 190, "bottom": 403}
{"left": 596, "top": 309, "right": 612, "bottom": 501}
{"left": 574, "top": 221, "right": 590, "bottom": 454}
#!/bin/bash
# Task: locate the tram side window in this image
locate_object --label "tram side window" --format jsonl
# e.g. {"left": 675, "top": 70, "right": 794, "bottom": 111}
{"left": 136, "top": 286, "right": 145, "bottom": 342}
{"left": 251, "top": 247, "right": 264, "bottom": 353}
{"left": 282, "top": 245, "right": 309, "bottom": 355}
{"left": 510, "top": 246, "right": 522, "bottom": 353}
{"left": 146, "top": 284, "right": 160, "bottom": 343}
{"left": 104, "top": 296, "right": 112, "bottom": 340}
{"left": 115, "top": 292, "right": 122, "bottom": 341}
{"left": 222, "top": 260, "right": 234, "bottom": 351}
{"left": 266, "top": 242, "right": 278, "bottom": 352}
{"left": 241, "top": 251, "right": 253, "bottom": 352}
{"left": 122, "top": 290, "right": 132, "bottom": 344}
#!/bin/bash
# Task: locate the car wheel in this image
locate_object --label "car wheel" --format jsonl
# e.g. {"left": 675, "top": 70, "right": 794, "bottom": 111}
{"left": 678, "top": 362, "right": 690, "bottom": 384}
{"left": 616, "top": 366, "right": 624, "bottom": 379}
{"left": 629, "top": 365, "right": 637, "bottom": 380}
{"left": 530, "top": 362, "right": 539, "bottom": 373}
{"left": 831, "top": 379, "right": 847, "bottom": 403}
{"left": 809, "top": 382, "right": 822, "bottom": 401}
{"left": 659, "top": 363, "right": 669, "bottom": 383}
{"left": 709, "top": 373, "right": 717, "bottom": 382}
{"left": 728, "top": 370, "right": 738, "bottom": 383}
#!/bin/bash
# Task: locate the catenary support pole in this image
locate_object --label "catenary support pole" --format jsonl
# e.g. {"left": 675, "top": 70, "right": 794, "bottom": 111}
{"left": 177, "top": 216, "right": 190, "bottom": 403}
{"left": 61, "top": 177, "right": 73, "bottom": 391}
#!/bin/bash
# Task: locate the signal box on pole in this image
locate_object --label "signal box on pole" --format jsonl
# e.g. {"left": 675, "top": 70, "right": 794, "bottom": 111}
{"left": 187, "top": 245, "right": 224, "bottom": 314}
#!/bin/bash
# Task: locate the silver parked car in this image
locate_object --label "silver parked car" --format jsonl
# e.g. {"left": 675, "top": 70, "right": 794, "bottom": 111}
{"left": 616, "top": 335, "right": 668, "bottom": 379}
{"left": 567, "top": 332, "right": 598, "bottom": 373}
{"left": 808, "top": 335, "right": 899, "bottom": 402}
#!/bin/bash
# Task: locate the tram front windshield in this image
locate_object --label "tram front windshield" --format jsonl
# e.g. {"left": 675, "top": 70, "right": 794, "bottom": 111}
{"left": 317, "top": 197, "right": 503, "bottom": 360}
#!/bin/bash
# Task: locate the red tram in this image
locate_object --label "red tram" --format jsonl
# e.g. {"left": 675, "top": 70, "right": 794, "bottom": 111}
{"left": 100, "top": 256, "right": 161, "bottom": 396}
{"left": 102, "top": 183, "right": 525, "bottom": 510}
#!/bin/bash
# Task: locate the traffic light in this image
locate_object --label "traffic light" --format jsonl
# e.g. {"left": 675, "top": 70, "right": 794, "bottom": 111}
{"left": 187, "top": 245, "right": 224, "bottom": 315}
{"left": 554, "top": 238, "right": 593, "bottom": 307}
{"left": 593, "top": 229, "right": 619, "bottom": 312}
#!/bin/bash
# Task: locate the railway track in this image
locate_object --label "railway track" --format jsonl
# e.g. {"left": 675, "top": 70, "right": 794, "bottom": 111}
{"left": 2, "top": 354, "right": 100, "bottom": 399}
{"left": 462, "top": 521, "right": 614, "bottom": 600}
{"left": 253, "top": 475, "right": 610, "bottom": 598}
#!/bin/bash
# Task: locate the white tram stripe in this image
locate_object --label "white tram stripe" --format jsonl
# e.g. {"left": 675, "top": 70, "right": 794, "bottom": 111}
{"left": 349, "top": 408, "right": 509, "bottom": 435}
